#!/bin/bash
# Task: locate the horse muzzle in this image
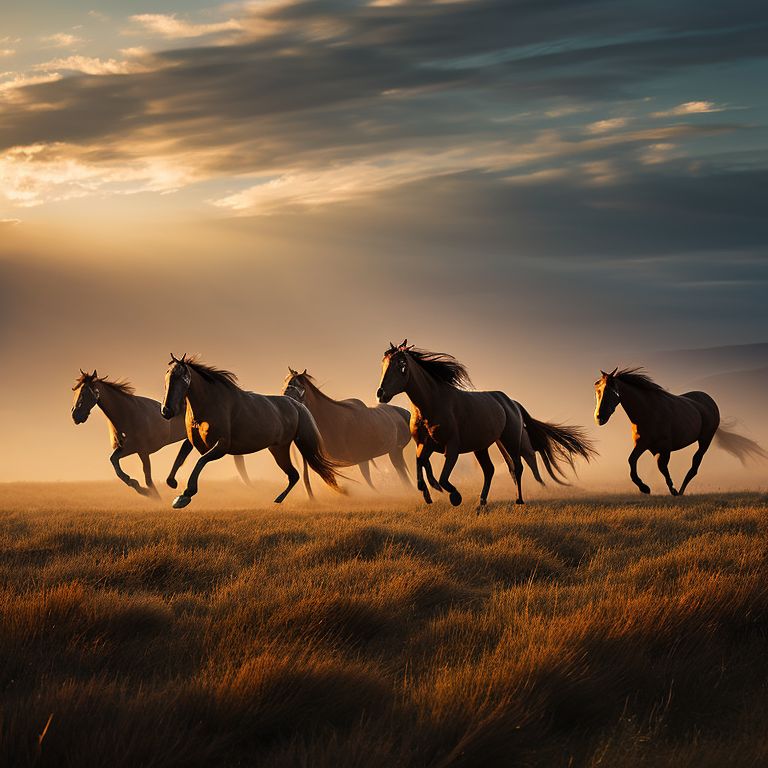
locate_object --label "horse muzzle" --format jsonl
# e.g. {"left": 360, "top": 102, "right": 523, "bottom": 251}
{"left": 376, "top": 387, "right": 391, "bottom": 404}
{"left": 160, "top": 405, "right": 174, "bottom": 420}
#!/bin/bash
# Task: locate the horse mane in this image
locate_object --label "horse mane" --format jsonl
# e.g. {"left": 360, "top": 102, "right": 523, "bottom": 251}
{"left": 73, "top": 372, "right": 135, "bottom": 395}
{"left": 614, "top": 367, "right": 666, "bottom": 392}
{"left": 288, "top": 371, "right": 359, "bottom": 410}
{"left": 391, "top": 347, "right": 473, "bottom": 389}
{"left": 185, "top": 358, "right": 240, "bottom": 389}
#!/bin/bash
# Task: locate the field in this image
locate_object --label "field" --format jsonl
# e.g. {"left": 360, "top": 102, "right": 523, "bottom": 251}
{"left": 1, "top": 482, "right": 767, "bottom": 767}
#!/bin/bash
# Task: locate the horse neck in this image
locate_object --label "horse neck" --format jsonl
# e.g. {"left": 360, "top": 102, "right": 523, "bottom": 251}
{"left": 404, "top": 361, "right": 447, "bottom": 418}
{"left": 185, "top": 369, "right": 228, "bottom": 421}
{"left": 302, "top": 382, "right": 338, "bottom": 426}
{"left": 616, "top": 379, "right": 656, "bottom": 424}
{"left": 95, "top": 384, "right": 134, "bottom": 428}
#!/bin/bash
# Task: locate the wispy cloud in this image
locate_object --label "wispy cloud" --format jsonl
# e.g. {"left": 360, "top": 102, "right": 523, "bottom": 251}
{"left": 40, "top": 33, "right": 83, "bottom": 49}
{"left": 0, "top": 49, "right": 15, "bottom": 58}
{"left": 129, "top": 14, "right": 243, "bottom": 39}
{"left": 652, "top": 101, "right": 727, "bottom": 118}
{"left": 585, "top": 117, "right": 629, "bottom": 134}
{"left": 34, "top": 55, "right": 149, "bottom": 76}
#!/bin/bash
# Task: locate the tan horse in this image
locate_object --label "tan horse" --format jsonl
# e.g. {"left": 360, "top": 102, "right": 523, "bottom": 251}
{"left": 282, "top": 368, "right": 411, "bottom": 497}
{"left": 161, "top": 355, "right": 342, "bottom": 508}
{"left": 72, "top": 370, "right": 252, "bottom": 497}
{"left": 594, "top": 367, "right": 767, "bottom": 495}
{"left": 377, "top": 342, "right": 595, "bottom": 507}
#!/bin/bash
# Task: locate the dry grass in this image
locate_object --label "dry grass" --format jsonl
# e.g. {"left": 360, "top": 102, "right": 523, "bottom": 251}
{"left": 1, "top": 482, "right": 767, "bottom": 767}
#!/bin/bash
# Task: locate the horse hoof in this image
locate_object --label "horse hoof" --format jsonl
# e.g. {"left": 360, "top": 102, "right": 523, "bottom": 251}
{"left": 670, "top": 488, "right": 678, "bottom": 497}
{"left": 172, "top": 495, "right": 191, "bottom": 509}
{"left": 515, "top": 499, "right": 525, "bottom": 505}
{"left": 423, "top": 493, "right": 433, "bottom": 504}
{"left": 639, "top": 484, "right": 651, "bottom": 494}
{"left": 449, "top": 491, "right": 462, "bottom": 506}
{"left": 166, "top": 477, "right": 178, "bottom": 489}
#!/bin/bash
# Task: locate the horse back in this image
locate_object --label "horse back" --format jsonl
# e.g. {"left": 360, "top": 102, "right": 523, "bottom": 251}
{"left": 679, "top": 390, "right": 720, "bottom": 428}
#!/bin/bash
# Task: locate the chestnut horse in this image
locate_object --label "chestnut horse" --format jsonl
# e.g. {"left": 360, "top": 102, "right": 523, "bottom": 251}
{"left": 594, "top": 367, "right": 767, "bottom": 495}
{"left": 282, "top": 368, "right": 412, "bottom": 496}
{"left": 377, "top": 342, "right": 595, "bottom": 507}
{"left": 160, "top": 355, "right": 342, "bottom": 508}
{"left": 72, "top": 370, "right": 252, "bottom": 498}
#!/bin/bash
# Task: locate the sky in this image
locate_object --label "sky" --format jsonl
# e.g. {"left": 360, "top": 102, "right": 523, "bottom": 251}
{"left": 0, "top": 1, "right": 766, "bottom": 487}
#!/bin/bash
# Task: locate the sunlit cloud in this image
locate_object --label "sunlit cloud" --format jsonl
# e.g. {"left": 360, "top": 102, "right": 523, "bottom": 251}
{"left": 0, "top": 143, "right": 200, "bottom": 207}
{"left": 0, "top": 49, "right": 15, "bottom": 58}
{"left": 652, "top": 101, "right": 727, "bottom": 118}
{"left": 0, "top": 72, "right": 63, "bottom": 101}
{"left": 34, "top": 55, "right": 149, "bottom": 76}
{"left": 40, "top": 33, "right": 83, "bottom": 49}
{"left": 129, "top": 13, "right": 243, "bottom": 39}
{"left": 585, "top": 117, "right": 629, "bottom": 134}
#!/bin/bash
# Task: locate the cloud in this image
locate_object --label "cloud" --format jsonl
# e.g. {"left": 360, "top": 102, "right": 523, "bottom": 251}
{"left": 40, "top": 33, "right": 83, "bottom": 49}
{"left": 585, "top": 118, "right": 630, "bottom": 134}
{"left": 34, "top": 55, "right": 149, "bottom": 76}
{"left": 129, "top": 13, "right": 243, "bottom": 39}
{"left": 652, "top": 100, "right": 727, "bottom": 117}
{"left": 0, "top": 49, "right": 15, "bottom": 58}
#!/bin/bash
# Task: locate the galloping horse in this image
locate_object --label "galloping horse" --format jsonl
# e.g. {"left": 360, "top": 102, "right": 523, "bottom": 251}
{"left": 377, "top": 341, "right": 596, "bottom": 507}
{"left": 72, "top": 370, "right": 252, "bottom": 497}
{"left": 282, "top": 368, "right": 412, "bottom": 496}
{"left": 594, "top": 367, "right": 767, "bottom": 495}
{"left": 160, "top": 355, "right": 342, "bottom": 508}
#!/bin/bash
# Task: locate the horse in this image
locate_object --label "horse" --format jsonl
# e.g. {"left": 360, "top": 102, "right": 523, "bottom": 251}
{"left": 160, "top": 355, "right": 343, "bottom": 508}
{"left": 377, "top": 341, "right": 596, "bottom": 507}
{"left": 72, "top": 370, "right": 253, "bottom": 497}
{"left": 594, "top": 367, "right": 767, "bottom": 495}
{"left": 282, "top": 368, "right": 412, "bottom": 497}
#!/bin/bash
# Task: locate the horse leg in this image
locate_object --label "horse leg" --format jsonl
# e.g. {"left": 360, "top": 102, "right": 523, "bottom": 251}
{"left": 172, "top": 441, "right": 225, "bottom": 508}
{"left": 139, "top": 453, "right": 161, "bottom": 500}
{"left": 166, "top": 439, "right": 193, "bottom": 489}
{"left": 110, "top": 448, "right": 142, "bottom": 495}
{"left": 474, "top": 448, "right": 495, "bottom": 511}
{"left": 628, "top": 444, "right": 650, "bottom": 494}
{"left": 302, "top": 455, "right": 314, "bottom": 501}
{"left": 234, "top": 454, "right": 253, "bottom": 487}
{"left": 439, "top": 450, "right": 462, "bottom": 507}
{"left": 388, "top": 448, "right": 412, "bottom": 489}
{"left": 270, "top": 443, "right": 300, "bottom": 504}
{"left": 656, "top": 451, "right": 678, "bottom": 496}
{"left": 416, "top": 442, "right": 434, "bottom": 504}
{"left": 359, "top": 461, "right": 376, "bottom": 491}
{"left": 678, "top": 437, "right": 713, "bottom": 496}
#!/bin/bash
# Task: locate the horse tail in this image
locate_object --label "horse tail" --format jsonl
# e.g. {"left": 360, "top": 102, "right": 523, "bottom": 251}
{"left": 233, "top": 455, "right": 252, "bottom": 487}
{"left": 294, "top": 403, "right": 346, "bottom": 493}
{"left": 518, "top": 405, "right": 597, "bottom": 482}
{"left": 714, "top": 421, "right": 768, "bottom": 465}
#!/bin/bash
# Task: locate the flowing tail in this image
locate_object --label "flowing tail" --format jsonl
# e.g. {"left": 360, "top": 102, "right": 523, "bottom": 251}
{"left": 714, "top": 421, "right": 768, "bottom": 465}
{"left": 293, "top": 402, "right": 346, "bottom": 493}
{"left": 233, "top": 455, "right": 252, "bottom": 487}
{"left": 518, "top": 405, "right": 598, "bottom": 483}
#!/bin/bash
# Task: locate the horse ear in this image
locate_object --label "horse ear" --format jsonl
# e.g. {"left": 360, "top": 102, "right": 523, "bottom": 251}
{"left": 288, "top": 366, "right": 296, "bottom": 375}
{"left": 92, "top": 369, "right": 98, "bottom": 379}
{"left": 302, "top": 369, "right": 307, "bottom": 375}
{"left": 400, "top": 338, "right": 408, "bottom": 348}
{"left": 180, "top": 353, "right": 187, "bottom": 363}
{"left": 388, "top": 341, "right": 396, "bottom": 350}
{"left": 600, "top": 370, "right": 607, "bottom": 377}
{"left": 80, "top": 368, "right": 86, "bottom": 376}
{"left": 610, "top": 367, "right": 618, "bottom": 376}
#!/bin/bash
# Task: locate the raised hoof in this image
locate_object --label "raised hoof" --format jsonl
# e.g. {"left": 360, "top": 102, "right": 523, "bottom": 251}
{"left": 166, "top": 477, "right": 178, "bottom": 489}
{"left": 172, "top": 495, "right": 191, "bottom": 509}
{"left": 639, "top": 484, "right": 651, "bottom": 495}
{"left": 449, "top": 491, "right": 462, "bottom": 507}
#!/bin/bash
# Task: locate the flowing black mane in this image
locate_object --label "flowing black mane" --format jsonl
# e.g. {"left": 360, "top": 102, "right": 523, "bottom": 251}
{"left": 614, "top": 367, "right": 666, "bottom": 392}
{"left": 390, "top": 347, "right": 473, "bottom": 389}
{"left": 185, "top": 358, "right": 240, "bottom": 389}
{"left": 73, "top": 372, "right": 135, "bottom": 395}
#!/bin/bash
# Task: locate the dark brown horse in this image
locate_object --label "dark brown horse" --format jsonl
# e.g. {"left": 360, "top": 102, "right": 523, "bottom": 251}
{"left": 72, "top": 370, "right": 253, "bottom": 498}
{"left": 595, "top": 367, "right": 767, "bottom": 495}
{"left": 282, "top": 368, "right": 411, "bottom": 496}
{"left": 160, "top": 355, "right": 342, "bottom": 508}
{"left": 377, "top": 341, "right": 596, "bottom": 507}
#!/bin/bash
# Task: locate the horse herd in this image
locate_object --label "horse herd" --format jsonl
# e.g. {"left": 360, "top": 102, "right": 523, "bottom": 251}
{"left": 71, "top": 340, "right": 766, "bottom": 509}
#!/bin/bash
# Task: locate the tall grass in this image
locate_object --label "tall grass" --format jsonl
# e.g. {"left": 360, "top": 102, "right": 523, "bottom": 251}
{"left": 1, "top": 483, "right": 766, "bottom": 766}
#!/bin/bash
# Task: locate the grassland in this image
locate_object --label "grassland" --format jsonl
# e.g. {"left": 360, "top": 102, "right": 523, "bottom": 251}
{"left": 1, "top": 482, "right": 767, "bottom": 767}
